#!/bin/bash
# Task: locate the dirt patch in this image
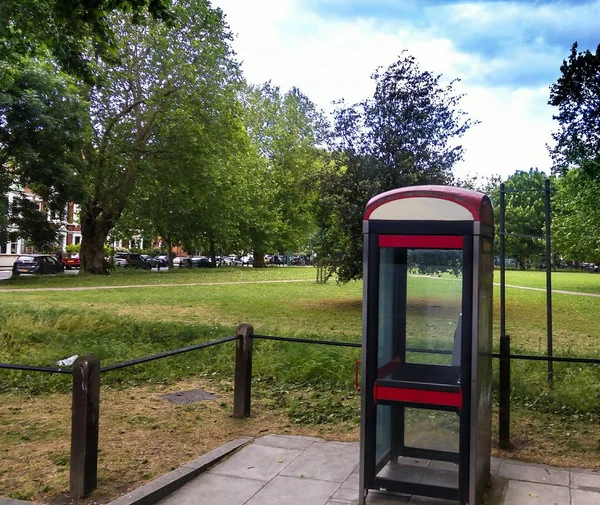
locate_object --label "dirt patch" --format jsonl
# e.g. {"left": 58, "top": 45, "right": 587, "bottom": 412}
{"left": 0, "top": 377, "right": 358, "bottom": 504}
{"left": 298, "top": 298, "right": 362, "bottom": 312}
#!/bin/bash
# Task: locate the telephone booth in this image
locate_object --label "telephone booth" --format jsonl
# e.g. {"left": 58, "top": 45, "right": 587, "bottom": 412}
{"left": 359, "top": 186, "right": 494, "bottom": 505}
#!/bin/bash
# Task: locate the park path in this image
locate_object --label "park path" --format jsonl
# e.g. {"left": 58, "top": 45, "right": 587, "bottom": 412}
{"left": 1, "top": 277, "right": 599, "bottom": 298}
{"left": 410, "top": 274, "right": 600, "bottom": 298}
{"left": 0, "top": 278, "right": 313, "bottom": 294}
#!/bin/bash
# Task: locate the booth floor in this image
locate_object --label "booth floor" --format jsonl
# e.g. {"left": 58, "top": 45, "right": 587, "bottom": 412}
{"left": 156, "top": 435, "right": 600, "bottom": 505}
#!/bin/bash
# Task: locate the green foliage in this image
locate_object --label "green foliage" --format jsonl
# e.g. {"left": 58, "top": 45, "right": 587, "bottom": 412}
{"left": 0, "top": 0, "right": 173, "bottom": 82}
{"left": 9, "top": 196, "right": 61, "bottom": 252}
{"left": 315, "top": 53, "right": 475, "bottom": 282}
{"left": 552, "top": 168, "right": 600, "bottom": 262}
{"left": 65, "top": 244, "right": 81, "bottom": 254}
{"left": 240, "top": 83, "right": 328, "bottom": 261}
{"left": 488, "top": 168, "right": 548, "bottom": 263}
{"left": 549, "top": 42, "right": 600, "bottom": 179}
{"left": 0, "top": 56, "right": 88, "bottom": 243}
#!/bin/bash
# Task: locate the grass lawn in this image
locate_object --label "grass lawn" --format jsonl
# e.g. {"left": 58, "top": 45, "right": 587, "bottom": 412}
{"left": 494, "top": 268, "right": 600, "bottom": 294}
{"left": 1, "top": 267, "right": 600, "bottom": 503}
{"left": 0, "top": 265, "right": 316, "bottom": 289}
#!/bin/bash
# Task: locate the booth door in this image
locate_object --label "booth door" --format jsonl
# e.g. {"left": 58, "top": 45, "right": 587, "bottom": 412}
{"left": 373, "top": 236, "right": 467, "bottom": 482}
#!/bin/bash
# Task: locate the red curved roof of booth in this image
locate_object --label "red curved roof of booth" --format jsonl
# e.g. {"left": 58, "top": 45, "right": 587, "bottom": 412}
{"left": 364, "top": 185, "right": 493, "bottom": 225}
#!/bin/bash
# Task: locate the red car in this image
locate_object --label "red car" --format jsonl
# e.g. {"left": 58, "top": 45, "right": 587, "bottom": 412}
{"left": 62, "top": 253, "right": 80, "bottom": 269}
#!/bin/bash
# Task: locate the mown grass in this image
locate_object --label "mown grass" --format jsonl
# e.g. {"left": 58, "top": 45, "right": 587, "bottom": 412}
{"left": 0, "top": 265, "right": 316, "bottom": 289}
{"left": 1, "top": 269, "right": 599, "bottom": 413}
{"left": 494, "top": 268, "right": 600, "bottom": 294}
{"left": 2, "top": 268, "right": 600, "bottom": 502}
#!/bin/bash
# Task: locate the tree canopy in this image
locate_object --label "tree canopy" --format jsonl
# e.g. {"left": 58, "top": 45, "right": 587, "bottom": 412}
{"left": 549, "top": 42, "right": 600, "bottom": 180}
{"left": 487, "top": 168, "right": 548, "bottom": 265}
{"left": 315, "top": 53, "right": 475, "bottom": 282}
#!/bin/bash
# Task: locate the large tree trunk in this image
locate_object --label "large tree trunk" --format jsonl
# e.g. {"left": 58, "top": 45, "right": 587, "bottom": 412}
{"left": 80, "top": 209, "right": 112, "bottom": 274}
{"left": 253, "top": 249, "right": 266, "bottom": 268}
{"left": 166, "top": 236, "right": 174, "bottom": 269}
{"left": 209, "top": 237, "right": 217, "bottom": 268}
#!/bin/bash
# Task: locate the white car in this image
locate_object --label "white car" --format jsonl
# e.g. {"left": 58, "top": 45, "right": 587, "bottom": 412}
{"left": 172, "top": 256, "right": 191, "bottom": 268}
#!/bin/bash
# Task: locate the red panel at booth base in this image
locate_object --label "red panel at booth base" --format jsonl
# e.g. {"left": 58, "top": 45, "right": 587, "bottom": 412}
{"left": 374, "top": 384, "right": 462, "bottom": 409}
{"left": 378, "top": 235, "right": 463, "bottom": 249}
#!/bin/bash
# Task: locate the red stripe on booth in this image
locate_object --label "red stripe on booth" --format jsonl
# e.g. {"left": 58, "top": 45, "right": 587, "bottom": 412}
{"left": 374, "top": 385, "right": 462, "bottom": 409}
{"left": 378, "top": 235, "right": 463, "bottom": 249}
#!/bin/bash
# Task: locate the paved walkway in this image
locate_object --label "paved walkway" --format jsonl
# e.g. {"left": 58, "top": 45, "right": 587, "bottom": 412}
{"left": 158, "top": 436, "right": 600, "bottom": 505}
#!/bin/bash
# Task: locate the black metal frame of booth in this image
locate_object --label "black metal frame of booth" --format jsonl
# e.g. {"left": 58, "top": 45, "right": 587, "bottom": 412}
{"left": 360, "top": 203, "right": 493, "bottom": 505}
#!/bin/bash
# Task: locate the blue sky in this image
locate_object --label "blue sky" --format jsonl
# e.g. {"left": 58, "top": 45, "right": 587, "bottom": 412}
{"left": 212, "top": 0, "right": 600, "bottom": 179}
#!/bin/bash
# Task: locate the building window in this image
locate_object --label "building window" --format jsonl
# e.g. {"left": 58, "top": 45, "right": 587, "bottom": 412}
{"left": 1, "top": 243, "right": 6, "bottom": 254}
{"left": 74, "top": 236, "right": 81, "bottom": 245}
{"left": 10, "top": 242, "right": 18, "bottom": 254}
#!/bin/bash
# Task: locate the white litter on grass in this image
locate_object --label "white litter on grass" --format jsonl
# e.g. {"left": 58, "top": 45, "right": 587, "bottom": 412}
{"left": 56, "top": 355, "right": 78, "bottom": 367}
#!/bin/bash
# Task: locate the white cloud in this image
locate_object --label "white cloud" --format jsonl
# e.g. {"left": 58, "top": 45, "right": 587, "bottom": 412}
{"left": 213, "top": 0, "right": 556, "bottom": 180}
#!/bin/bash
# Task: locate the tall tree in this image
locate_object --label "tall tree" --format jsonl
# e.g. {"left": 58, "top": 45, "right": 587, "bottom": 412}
{"left": 73, "top": 0, "right": 239, "bottom": 273}
{"left": 0, "top": 56, "right": 88, "bottom": 245}
{"left": 549, "top": 42, "right": 600, "bottom": 179}
{"left": 487, "top": 168, "right": 548, "bottom": 266}
{"left": 316, "top": 53, "right": 474, "bottom": 282}
{"left": 552, "top": 168, "right": 600, "bottom": 263}
{"left": 242, "top": 83, "right": 327, "bottom": 266}
{"left": 118, "top": 82, "right": 247, "bottom": 267}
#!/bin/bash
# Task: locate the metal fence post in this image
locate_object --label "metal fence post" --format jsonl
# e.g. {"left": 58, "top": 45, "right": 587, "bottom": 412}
{"left": 70, "top": 355, "right": 100, "bottom": 499}
{"left": 499, "top": 334, "right": 511, "bottom": 450}
{"left": 545, "top": 178, "right": 553, "bottom": 386}
{"left": 233, "top": 323, "right": 253, "bottom": 418}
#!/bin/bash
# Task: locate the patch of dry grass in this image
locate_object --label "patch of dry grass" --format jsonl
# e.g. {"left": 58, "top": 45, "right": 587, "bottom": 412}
{"left": 0, "top": 377, "right": 359, "bottom": 504}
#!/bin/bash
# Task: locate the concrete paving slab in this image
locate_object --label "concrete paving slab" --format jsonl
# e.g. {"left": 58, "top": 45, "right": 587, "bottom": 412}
{"left": 490, "top": 458, "right": 501, "bottom": 474}
{"left": 428, "top": 461, "right": 458, "bottom": 472}
{"left": 497, "top": 461, "right": 570, "bottom": 486}
{"left": 244, "top": 475, "right": 340, "bottom": 505}
{"left": 210, "top": 443, "right": 301, "bottom": 482}
{"left": 571, "top": 488, "right": 600, "bottom": 505}
{"left": 570, "top": 468, "right": 600, "bottom": 491}
{"left": 407, "top": 497, "right": 457, "bottom": 504}
{"left": 156, "top": 473, "right": 264, "bottom": 505}
{"left": 254, "top": 434, "right": 319, "bottom": 451}
{"left": 332, "top": 487, "right": 360, "bottom": 502}
{"left": 377, "top": 463, "right": 425, "bottom": 484}
{"left": 486, "top": 475, "right": 508, "bottom": 505}
{"left": 366, "top": 491, "right": 411, "bottom": 504}
{"left": 341, "top": 471, "right": 360, "bottom": 491}
{"left": 281, "top": 441, "right": 359, "bottom": 483}
{"left": 420, "top": 469, "right": 458, "bottom": 488}
{"left": 502, "top": 481, "right": 570, "bottom": 505}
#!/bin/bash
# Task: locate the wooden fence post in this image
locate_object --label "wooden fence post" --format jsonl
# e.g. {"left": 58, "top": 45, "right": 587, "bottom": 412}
{"left": 499, "top": 334, "right": 511, "bottom": 450}
{"left": 70, "top": 355, "right": 100, "bottom": 499}
{"left": 233, "top": 323, "right": 253, "bottom": 418}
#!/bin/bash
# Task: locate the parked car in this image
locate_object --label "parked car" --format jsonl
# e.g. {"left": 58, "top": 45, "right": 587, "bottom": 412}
{"left": 241, "top": 255, "right": 253, "bottom": 266}
{"left": 154, "top": 255, "right": 168, "bottom": 267}
{"left": 12, "top": 254, "right": 64, "bottom": 276}
{"left": 269, "top": 255, "right": 284, "bottom": 266}
{"left": 140, "top": 254, "right": 158, "bottom": 268}
{"left": 62, "top": 253, "right": 80, "bottom": 270}
{"left": 114, "top": 252, "right": 151, "bottom": 269}
{"left": 222, "top": 255, "right": 241, "bottom": 266}
{"left": 173, "top": 256, "right": 192, "bottom": 268}
{"left": 190, "top": 256, "right": 211, "bottom": 268}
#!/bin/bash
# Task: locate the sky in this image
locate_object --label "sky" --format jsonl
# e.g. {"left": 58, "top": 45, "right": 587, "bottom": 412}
{"left": 211, "top": 0, "right": 600, "bottom": 181}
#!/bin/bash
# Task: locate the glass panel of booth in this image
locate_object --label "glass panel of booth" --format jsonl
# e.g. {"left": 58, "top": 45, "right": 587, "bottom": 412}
{"left": 377, "top": 247, "right": 463, "bottom": 368}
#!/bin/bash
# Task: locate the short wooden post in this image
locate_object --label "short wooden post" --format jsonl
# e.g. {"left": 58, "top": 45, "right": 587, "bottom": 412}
{"left": 499, "top": 334, "right": 511, "bottom": 450}
{"left": 70, "top": 355, "right": 100, "bottom": 498}
{"left": 233, "top": 323, "right": 253, "bottom": 418}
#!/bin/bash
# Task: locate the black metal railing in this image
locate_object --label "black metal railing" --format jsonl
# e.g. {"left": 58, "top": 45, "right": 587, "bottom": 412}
{"left": 4, "top": 324, "right": 600, "bottom": 498}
